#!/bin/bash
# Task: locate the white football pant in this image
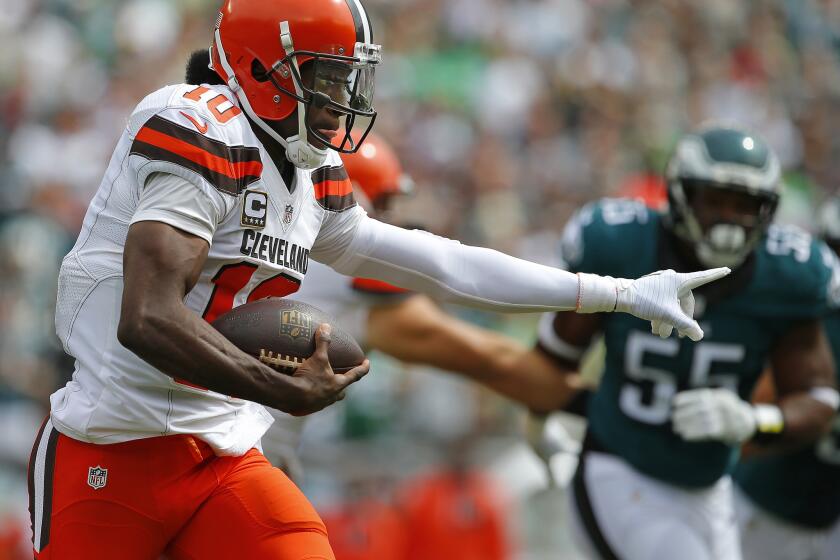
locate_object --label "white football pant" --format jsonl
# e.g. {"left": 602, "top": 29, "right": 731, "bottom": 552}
{"left": 567, "top": 451, "right": 741, "bottom": 560}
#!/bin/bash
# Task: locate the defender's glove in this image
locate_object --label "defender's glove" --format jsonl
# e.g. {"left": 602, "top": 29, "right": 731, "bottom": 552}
{"left": 525, "top": 413, "right": 580, "bottom": 487}
{"left": 672, "top": 388, "right": 784, "bottom": 444}
{"left": 576, "top": 268, "right": 730, "bottom": 341}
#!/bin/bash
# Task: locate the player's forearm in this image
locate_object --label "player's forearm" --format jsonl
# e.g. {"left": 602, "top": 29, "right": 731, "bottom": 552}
{"left": 410, "top": 328, "right": 579, "bottom": 410}
{"left": 330, "top": 219, "right": 585, "bottom": 313}
{"left": 368, "top": 301, "right": 581, "bottom": 411}
{"left": 117, "top": 302, "right": 304, "bottom": 412}
{"left": 479, "top": 348, "right": 587, "bottom": 413}
{"left": 768, "top": 393, "right": 837, "bottom": 448}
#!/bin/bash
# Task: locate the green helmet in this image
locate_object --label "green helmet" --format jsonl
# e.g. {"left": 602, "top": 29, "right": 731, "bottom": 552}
{"left": 665, "top": 124, "right": 781, "bottom": 267}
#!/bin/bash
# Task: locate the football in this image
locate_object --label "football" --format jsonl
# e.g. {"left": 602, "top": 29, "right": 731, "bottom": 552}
{"left": 211, "top": 298, "right": 365, "bottom": 374}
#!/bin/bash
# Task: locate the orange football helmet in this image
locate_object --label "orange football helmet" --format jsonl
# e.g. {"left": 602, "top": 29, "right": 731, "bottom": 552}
{"left": 341, "top": 133, "right": 413, "bottom": 207}
{"left": 210, "top": 0, "right": 380, "bottom": 168}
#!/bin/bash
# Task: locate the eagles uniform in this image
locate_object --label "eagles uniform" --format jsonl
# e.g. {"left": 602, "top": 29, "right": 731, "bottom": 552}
{"left": 732, "top": 316, "right": 840, "bottom": 560}
{"left": 538, "top": 198, "right": 837, "bottom": 560}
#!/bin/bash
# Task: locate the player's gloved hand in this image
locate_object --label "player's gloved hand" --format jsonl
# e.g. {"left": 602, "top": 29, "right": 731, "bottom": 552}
{"left": 672, "top": 388, "right": 764, "bottom": 444}
{"left": 525, "top": 412, "right": 580, "bottom": 487}
{"left": 576, "top": 268, "right": 730, "bottom": 341}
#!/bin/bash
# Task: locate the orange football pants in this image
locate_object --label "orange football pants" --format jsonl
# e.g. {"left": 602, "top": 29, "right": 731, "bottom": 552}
{"left": 28, "top": 419, "right": 334, "bottom": 560}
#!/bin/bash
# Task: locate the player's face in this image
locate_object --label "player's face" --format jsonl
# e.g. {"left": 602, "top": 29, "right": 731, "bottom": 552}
{"left": 686, "top": 185, "right": 764, "bottom": 233}
{"left": 267, "top": 62, "right": 348, "bottom": 151}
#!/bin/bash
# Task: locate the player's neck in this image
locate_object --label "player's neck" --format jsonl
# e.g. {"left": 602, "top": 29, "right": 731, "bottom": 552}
{"left": 248, "top": 119, "right": 296, "bottom": 189}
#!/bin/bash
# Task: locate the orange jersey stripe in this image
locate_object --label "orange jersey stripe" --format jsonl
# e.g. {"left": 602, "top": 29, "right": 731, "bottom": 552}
{"left": 352, "top": 277, "right": 408, "bottom": 294}
{"left": 135, "top": 127, "right": 263, "bottom": 180}
{"left": 313, "top": 178, "right": 354, "bottom": 199}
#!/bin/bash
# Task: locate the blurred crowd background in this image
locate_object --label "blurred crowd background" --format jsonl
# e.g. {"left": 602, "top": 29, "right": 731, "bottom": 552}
{"left": 2, "top": 0, "right": 840, "bottom": 558}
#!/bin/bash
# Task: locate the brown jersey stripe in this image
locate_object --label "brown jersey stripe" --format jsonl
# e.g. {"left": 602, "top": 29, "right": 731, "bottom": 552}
{"left": 131, "top": 141, "right": 258, "bottom": 195}
{"left": 316, "top": 192, "right": 357, "bottom": 212}
{"left": 312, "top": 165, "right": 355, "bottom": 211}
{"left": 311, "top": 164, "right": 349, "bottom": 184}
{"left": 135, "top": 127, "right": 263, "bottom": 180}
{"left": 28, "top": 418, "right": 48, "bottom": 549}
{"left": 143, "top": 115, "right": 261, "bottom": 164}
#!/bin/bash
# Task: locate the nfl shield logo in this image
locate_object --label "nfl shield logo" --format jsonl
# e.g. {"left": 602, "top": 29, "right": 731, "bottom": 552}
{"left": 280, "top": 310, "right": 311, "bottom": 340}
{"left": 283, "top": 204, "right": 294, "bottom": 226}
{"left": 87, "top": 466, "right": 108, "bottom": 490}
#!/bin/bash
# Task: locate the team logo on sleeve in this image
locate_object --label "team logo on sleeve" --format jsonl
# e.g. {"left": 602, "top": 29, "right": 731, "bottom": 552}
{"left": 241, "top": 190, "right": 268, "bottom": 229}
{"left": 279, "top": 310, "right": 311, "bottom": 340}
{"left": 87, "top": 466, "right": 108, "bottom": 490}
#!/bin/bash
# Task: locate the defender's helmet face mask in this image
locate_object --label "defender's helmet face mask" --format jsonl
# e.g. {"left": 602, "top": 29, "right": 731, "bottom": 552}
{"left": 666, "top": 126, "right": 781, "bottom": 268}
{"left": 210, "top": 0, "right": 380, "bottom": 170}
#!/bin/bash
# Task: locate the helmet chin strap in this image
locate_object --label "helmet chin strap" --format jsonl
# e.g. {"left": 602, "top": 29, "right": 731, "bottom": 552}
{"left": 212, "top": 29, "right": 327, "bottom": 171}
{"left": 278, "top": 21, "right": 328, "bottom": 170}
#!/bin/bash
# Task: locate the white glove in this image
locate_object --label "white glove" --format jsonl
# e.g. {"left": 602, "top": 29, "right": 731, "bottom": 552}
{"left": 525, "top": 413, "right": 580, "bottom": 487}
{"left": 672, "top": 388, "right": 757, "bottom": 444}
{"left": 577, "top": 268, "right": 730, "bottom": 341}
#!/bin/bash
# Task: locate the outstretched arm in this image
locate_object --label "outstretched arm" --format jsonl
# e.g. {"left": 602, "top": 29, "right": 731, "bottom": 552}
{"left": 315, "top": 214, "right": 728, "bottom": 340}
{"left": 365, "top": 294, "right": 585, "bottom": 412}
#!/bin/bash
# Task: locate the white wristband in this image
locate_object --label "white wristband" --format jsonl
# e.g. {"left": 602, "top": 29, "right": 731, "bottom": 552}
{"left": 809, "top": 386, "right": 840, "bottom": 411}
{"left": 753, "top": 404, "right": 785, "bottom": 434}
{"left": 576, "top": 273, "right": 618, "bottom": 313}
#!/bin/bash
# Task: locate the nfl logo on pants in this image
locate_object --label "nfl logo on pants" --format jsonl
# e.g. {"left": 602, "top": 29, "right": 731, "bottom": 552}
{"left": 87, "top": 466, "right": 108, "bottom": 490}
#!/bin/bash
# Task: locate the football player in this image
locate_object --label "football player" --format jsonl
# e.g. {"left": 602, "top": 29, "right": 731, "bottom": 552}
{"left": 534, "top": 125, "right": 840, "bottom": 560}
{"left": 28, "top": 1, "right": 726, "bottom": 558}
{"left": 260, "top": 129, "right": 584, "bottom": 474}
{"left": 731, "top": 197, "right": 840, "bottom": 560}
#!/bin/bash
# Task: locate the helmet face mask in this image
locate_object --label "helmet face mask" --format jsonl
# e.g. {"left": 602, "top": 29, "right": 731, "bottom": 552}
{"left": 666, "top": 125, "right": 781, "bottom": 268}
{"left": 265, "top": 44, "right": 380, "bottom": 153}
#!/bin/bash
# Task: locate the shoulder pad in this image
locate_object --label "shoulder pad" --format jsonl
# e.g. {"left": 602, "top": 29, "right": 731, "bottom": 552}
{"left": 561, "top": 198, "right": 656, "bottom": 276}
{"left": 311, "top": 153, "right": 356, "bottom": 212}
{"left": 129, "top": 84, "right": 262, "bottom": 196}
{"left": 757, "top": 224, "right": 840, "bottom": 315}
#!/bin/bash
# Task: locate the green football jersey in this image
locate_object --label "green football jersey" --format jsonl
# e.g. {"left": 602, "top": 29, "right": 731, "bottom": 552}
{"left": 732, "top": 313, "right": 840, "bottom": 529}
{"left": 562, "top": 198, "right": 839, "bottom": 488}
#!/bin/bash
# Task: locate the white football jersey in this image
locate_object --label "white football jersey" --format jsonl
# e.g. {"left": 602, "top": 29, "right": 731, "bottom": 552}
{"left": 51, "top": 83, "right": 365, "bottom": 456}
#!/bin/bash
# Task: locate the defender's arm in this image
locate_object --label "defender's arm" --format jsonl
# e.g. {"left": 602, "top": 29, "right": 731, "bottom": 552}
{"left": 365, "top": 295, "right": 586, "bottom": 413}
{"left": 765, "top": 320, "right": 838, "bottom": 446}
{"left": 673, "top": 320, "right": 837, "bottom": 448}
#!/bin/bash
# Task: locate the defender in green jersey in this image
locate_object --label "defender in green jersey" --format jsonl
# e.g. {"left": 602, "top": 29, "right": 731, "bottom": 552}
{"left": 732, "top": 198, "right": 840, "bottom": 560}
{"left": 536, "top": 125, "right": 840, "bottom": 560}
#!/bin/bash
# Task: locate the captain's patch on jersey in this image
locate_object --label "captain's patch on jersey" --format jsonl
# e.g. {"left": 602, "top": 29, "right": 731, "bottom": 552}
{"left": 241, "top": 189, "right": 268, "bottom": 228}
{"left": 131, "top": 114, "right": 262, "bottom": 195}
